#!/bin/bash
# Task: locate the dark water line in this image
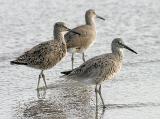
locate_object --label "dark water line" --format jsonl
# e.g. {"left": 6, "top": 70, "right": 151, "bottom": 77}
{"left": 103, "top": 102, "right": 160, "bottom": 110}
{"left": 125, "top": 59, "right": 160, "bottom": 66}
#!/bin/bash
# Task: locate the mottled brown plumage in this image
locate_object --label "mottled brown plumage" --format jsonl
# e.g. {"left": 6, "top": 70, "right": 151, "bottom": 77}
{"left": 10, "top": 22, "right": 79, "bottom": 89}
{"left": 61, "top": 38, "right": 137, "bottom": 108}
{"left": 14, "top": 40, "right": 66, "bottom": 70}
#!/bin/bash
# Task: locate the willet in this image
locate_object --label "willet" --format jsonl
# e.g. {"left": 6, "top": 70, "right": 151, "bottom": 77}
{"left": 61, "top": 38, "right": 137, "bottom": 108}
{"left": 65, "top": 9, "right": 105, "bottom": 69}
{"left": 10, "top": 22, "right": 80, "bottom": 89}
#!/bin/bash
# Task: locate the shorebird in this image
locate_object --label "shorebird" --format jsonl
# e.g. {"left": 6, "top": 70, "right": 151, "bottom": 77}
{"left": 61, "top": 38, "right": 137, "bottom": 108}
{"left": 65, "top": 9, "right": 105, "bottom": 69}
{"left": 10, "top": 22, "right": 80, "bottom": 89}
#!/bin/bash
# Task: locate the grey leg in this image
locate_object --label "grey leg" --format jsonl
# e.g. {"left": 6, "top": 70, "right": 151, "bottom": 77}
{"left": 37, "top": 72, "right": 41, "bottom": 89}
{"left": 95, "top": 84, "right": 98, "bottom": 113}
{"left": 82, "top": 52, "right": 85, "bottom": 62}
{"left": 98, "top": 85, "right": 106, "bottom": 108}
{"left": 41, "top": 70, "right": 47, "bottom": 88}
{"left": 71, "top": 53, "right": 74, "bottom": 69}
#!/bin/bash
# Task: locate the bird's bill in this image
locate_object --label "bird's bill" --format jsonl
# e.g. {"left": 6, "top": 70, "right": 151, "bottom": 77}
{"left": 96, "top": 15, "right": 105, "bottom": 20}
{"left": 120, "top": 43, "right": 137, "bottom": 54}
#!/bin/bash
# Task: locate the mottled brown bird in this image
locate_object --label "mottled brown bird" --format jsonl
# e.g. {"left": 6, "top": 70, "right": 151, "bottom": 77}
{"left": 61, "top": 38, "right": 137, "bottom": 108}
{"left": 10, "top": 22, "right": 80, "bottom": 89}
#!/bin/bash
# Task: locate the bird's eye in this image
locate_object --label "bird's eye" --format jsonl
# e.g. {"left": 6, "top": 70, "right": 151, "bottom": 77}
{"left": 118, "top": 41, "right": 122, "bottom": 44}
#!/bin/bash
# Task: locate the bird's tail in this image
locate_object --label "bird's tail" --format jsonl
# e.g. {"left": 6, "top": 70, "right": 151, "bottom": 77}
{"left": 61, "top": 70, "right": 72, "bottom": 75}
{"left": 60, "top": 70, "right": 72, "bottom": 78}
{"left": 10, "top": 60, "right": 27, "bottom": 65}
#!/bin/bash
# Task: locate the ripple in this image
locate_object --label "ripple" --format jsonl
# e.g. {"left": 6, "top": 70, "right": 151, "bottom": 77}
{"left": 125, "top": 59, "right": 160, "bottom": 66}
{"left": 104, "top": 102, "right": 160, "bottom": 109}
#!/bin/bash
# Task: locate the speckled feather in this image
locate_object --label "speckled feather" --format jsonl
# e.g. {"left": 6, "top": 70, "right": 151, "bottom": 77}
{"left": 61, "top": 38, "right": 137, "bottom": 85}
{"left": 10, "top": 22, "right": 73, "bottom": 89}
{"left": 15, "top": 39, "right": 66, "bottom": 70}
{"left": 11, "top": 22, "right": 68, "bottom": 70}
{"left": 64, "top": 53, "right": 122, "bottom": 84}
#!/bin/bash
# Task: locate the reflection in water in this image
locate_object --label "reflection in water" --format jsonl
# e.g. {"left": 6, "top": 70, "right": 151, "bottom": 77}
{"left": 18, "top": 80, "right": 96, "bottom": 119}
{"left": 95, "top": 90, "right": 106, "bottom": 119}
{"left": 95, "top": 98, "right": 106, "bottom": 119}
{"left": 37, "top": 88, "right": 46, "bottom": 99}
{"left": 23, "top": 99, "right": 67, "bottom": 119}
{"left": 104, "top": 102, "right": 160, "bottom": 110}
{"left": 94, "top": 101, "right": 160, "bottom": 119}
{"left": 48, "top": 81, "right": 95, "bottom": 119}
{"left": 17, "top": 80, "right": 160, "bottom": 119}
{"left": 22, "top": 87, "right": 67, "bottom": 119}
{"left": 1, "top": 0, "right": 160, "bottom": 118}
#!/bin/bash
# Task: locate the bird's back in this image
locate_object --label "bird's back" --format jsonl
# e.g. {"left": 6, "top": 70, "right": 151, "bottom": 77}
{"left": 65, "top": 25, "right": 96, "bottom": 53}
{"left": 64, "top": 53, "right": 122, "bottom": 84}
{"left": 11, "top": 39, "right": 67, "bottom": 70}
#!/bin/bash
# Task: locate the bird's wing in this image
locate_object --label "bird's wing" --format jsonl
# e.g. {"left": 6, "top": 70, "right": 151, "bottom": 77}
{"left": 15, "top": 40, "right": 54, "bottom": 65}
{"left": 64, "top": 25, "right": 95, "bottom": 48}
{"left": 67, "top": 53, "right": 117, "bottom": 79}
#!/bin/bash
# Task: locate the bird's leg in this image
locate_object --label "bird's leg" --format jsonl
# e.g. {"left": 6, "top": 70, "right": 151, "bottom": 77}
{"left": 95, "top": 100, "right": 98, "bottom": 119}
{"left": 82, "top": 52, "right": 85, "bottom": 62}
{"left": 98, "top": 84, "right": 106, "bottom": 109}
{"left": 37, "top": 71, "right": 42, "bottom": 89}
{"left": 95, "top": 84, "right": 98, "bottom": 112}
{"left": 71, "top": 53, "right": 74, "bottom": 69}
{"left": 41, "top": 70, "right": 47, "bottom": 88}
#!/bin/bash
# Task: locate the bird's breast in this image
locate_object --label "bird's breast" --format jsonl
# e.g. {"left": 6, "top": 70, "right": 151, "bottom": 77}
{"left": 102, "top": 61, "right": 122, "bottom": 82}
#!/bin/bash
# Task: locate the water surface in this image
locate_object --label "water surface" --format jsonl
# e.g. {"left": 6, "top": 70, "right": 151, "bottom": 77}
{"left": 0, "top": 0, "right": 160, "bottom": 119}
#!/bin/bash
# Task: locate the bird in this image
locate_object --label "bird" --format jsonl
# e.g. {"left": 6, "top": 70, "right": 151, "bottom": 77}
{"left": 10, "top": 22, "right": 80, "bottom": 89}
{"left": 61, "top": 38, "right": 137, "bottom": 108}
{"left": 64, "top": 9, "right": 105, "bottom": 69}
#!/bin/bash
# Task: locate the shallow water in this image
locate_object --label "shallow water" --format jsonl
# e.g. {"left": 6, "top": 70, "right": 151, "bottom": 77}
{"left": 0, "top": 0, "right": 160, "bottom": 119}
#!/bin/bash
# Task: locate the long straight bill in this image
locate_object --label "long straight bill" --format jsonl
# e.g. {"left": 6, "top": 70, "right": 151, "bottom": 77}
{"left": 120, "top": 43, "right": 137, "bottom": 54}
{"left": 96, "top": 15, "right": 105, "bottom": 20}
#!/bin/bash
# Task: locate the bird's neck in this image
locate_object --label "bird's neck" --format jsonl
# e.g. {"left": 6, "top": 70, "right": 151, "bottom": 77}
{"left": 85, "top": 16, "right": 96, "bottom": 27}
{"left": 112, "top": 47, "right": 123, "bottom": 61}
{"left": 54, "top": 30, "right": 66, "bottom": 43}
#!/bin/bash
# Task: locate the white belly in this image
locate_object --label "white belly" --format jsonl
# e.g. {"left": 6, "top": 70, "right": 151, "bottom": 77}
{"left": 67, "top": 47, "right": 86, "bottom": 54}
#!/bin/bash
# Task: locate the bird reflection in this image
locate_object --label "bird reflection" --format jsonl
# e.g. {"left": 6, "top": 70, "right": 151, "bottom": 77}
{"left": 95, "top": 91, "right": 106, "bottom": 119}
{"left": 37, "top": 88, "right": 47, "bottom": 99}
